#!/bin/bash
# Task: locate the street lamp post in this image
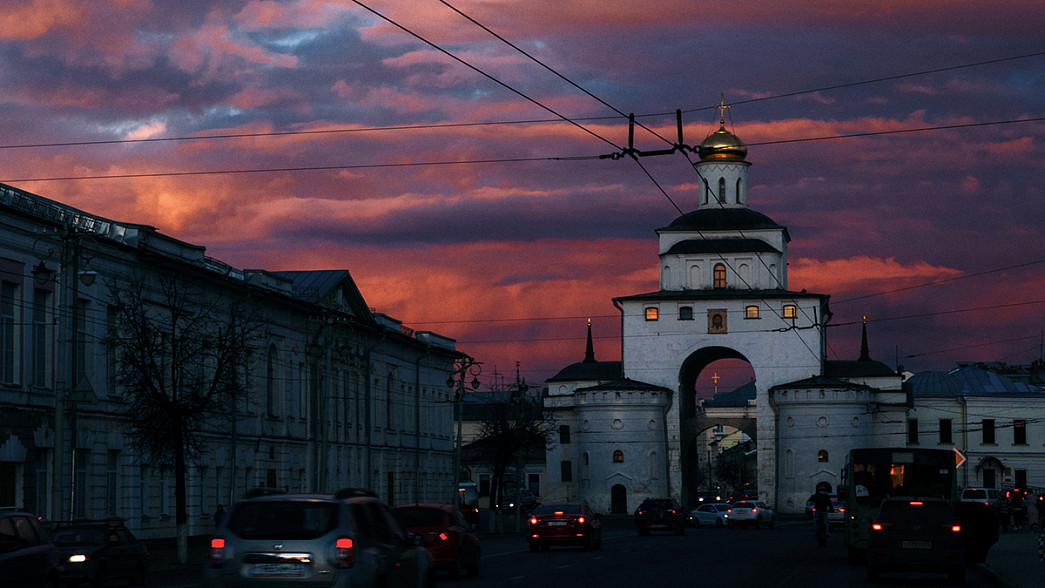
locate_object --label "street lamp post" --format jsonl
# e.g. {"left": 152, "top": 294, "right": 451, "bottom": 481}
{"left": 447, "top": 356, "right": 481, "bottom": 505}
{"left": 34, "top": 225, "right": 96, "bottom": 521}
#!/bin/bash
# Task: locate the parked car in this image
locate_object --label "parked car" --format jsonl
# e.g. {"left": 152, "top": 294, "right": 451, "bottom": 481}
{"left": 0, "top": 508, "right": 59, "bottom": 588}
{"left": 689, "top": 503, "right": 731, "bottom": 528}
{"left": 804, "top": 494, "right": 846, "bottom": 529}
{"left": 960, "top": 487, "right": 1000, "bottom": 509}
{"left": 393, "top": 503, "right": 480, "bottom": 578}
{"left": 205, "top": 488, "right": 436, "bottom": 588}
{"left": 52, "top": 518, "right": 149, "bottom": 586}
{"left": 726, "top": 500, "right": 776, "bottom": 529}
{"left": 634, "top": 498, "right": 686, "bottom": 535}
{"left": 527, "top": 502, "right": 601, "bottom": 551}
{"left": 498, "top": 489, "right": 539, "bottom": 513}
{"left": 867, "top": 496, "right": 966, "bottom": 584}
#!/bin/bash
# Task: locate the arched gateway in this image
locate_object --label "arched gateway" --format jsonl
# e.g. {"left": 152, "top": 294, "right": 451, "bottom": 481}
{"left": 541, "top": 112, "right": 830, "bottom": 514}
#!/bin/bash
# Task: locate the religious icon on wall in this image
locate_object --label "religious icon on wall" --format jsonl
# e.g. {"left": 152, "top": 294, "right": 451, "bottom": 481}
{"left": 708, "top": 309, "right": 727, "bottom": 334}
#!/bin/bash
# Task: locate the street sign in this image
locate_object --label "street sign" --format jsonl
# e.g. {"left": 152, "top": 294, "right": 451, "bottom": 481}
{"left": 953, "top": 448, "right": 966, "bottom": 468}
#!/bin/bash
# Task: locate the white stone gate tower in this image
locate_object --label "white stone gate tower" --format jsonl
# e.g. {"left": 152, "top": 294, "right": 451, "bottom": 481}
{"left": 613, "top": 115, "right": 830, "bottom": 506}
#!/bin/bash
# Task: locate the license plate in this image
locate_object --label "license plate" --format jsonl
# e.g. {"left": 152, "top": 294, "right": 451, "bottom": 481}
{"left": 250, "top": 563, "right": 306, "bottom": 577}
{"left": 548, "top": 521, "right": 567, "bottom": 526}
{"left": 902, "top": 540, "right": 931, "bottom": 549}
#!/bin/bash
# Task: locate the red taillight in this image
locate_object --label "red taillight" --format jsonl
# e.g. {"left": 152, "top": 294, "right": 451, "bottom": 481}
{"left": 751, "top": 508, "right": 757, "bottom": 513}
{"left": 948, "top": 524, "right": 962, "bottom": 533}
{"left": 209, "top": 537, "right": 225, "bottom": 568}
{"left": 577, "top": 516, "right": 585, "bottom": 524}
{"left": 554, "top": 511, "right": 564, "bottom": 515}
{"left": 909, "top": 501, "right": 924, "bottom": 506}
{"left": 871, "top": 521, "right": 894, "bottom": 532}
{"left": 529, "top": 517, "right": 538, "bottom": 525}
{"left": 335, "top": 536, "right": 355, "bottom": 569}
{"left": 438, "top": 532, "right": 449, "bottom": 541}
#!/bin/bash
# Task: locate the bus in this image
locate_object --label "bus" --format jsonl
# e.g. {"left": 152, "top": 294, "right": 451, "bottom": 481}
{"left": 840, "top": 448, "right": 958, "bottom": 559}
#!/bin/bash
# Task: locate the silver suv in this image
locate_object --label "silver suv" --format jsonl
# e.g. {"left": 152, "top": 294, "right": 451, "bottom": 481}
{"left": 205, "top": 489, "right": 435, "bottom": 588}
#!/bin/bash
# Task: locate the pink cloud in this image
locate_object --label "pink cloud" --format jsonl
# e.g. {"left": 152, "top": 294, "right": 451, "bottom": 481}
{"left": 791, "top": 256, "right": 963, "bottom": 296}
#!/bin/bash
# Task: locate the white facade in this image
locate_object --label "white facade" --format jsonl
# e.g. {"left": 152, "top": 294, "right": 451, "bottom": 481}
{"left": 0, "top": 183, "right": 461, "bottom": 539}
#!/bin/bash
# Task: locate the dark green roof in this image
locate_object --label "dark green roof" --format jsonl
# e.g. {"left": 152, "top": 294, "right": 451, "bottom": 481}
{"left": 547, "top": 360, "right": 622, "bottom": 383}
{"left": 660, "top": 208, "right": 787, "bottom": 237}
{"left": 663, "top": 238, "right": 780, "bottom": 256}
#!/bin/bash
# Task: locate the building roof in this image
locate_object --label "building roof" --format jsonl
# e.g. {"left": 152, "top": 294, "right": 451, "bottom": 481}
{"left": 663, "top": 238, "right": 780, "bottom": 256}
{"left": 576, "top": 377, "right": 671, "bottom": 393}
{"left": 907, "top": 366, "right": 1045, "bottom": 399}
{"left": 659, "top": 208, "right": 786, "bottom": 235}
{"left": 702, "top": 381, "right": 756, "bottom": 407}
{"left": 824, "top": 359, "right": 897, "bottom": 378}
{"left": 614, "top": 288, "right": 826, "bottom": 302}
{"left": 547, "top": 360, "right": 622, "bottom": 383}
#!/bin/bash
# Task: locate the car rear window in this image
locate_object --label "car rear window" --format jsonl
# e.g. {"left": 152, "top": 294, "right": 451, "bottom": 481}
{"left": 395, "top": 507, "right": 447, "bottom": 527}
{"left": 534, "top": 504, "right": 581, "bottom": 515}
{"left": 643, "top": 500, "right": 674, "bottom": 509}
{"left": 962, "top": 489, "right": 986, "bottom": 500}
{"left": 878, "top": 500, "right": 954, "bottom": 523}
{"left": 53, "top": 527, "right": 106, "bottom": 546}
{"left": 228, "top": 501, "right": 339, "bottom": 540}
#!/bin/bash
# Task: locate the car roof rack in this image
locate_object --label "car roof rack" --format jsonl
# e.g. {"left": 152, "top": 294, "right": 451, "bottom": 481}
{"left": 243, "top": 487, "right": 287, "bottom": 499}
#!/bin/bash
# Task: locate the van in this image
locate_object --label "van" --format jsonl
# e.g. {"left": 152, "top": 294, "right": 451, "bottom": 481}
{"left": 960, "top": 487, "right": 1000, "bottom": 508}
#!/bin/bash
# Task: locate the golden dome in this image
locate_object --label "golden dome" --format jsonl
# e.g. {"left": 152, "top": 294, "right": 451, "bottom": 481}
{"left": 699, "top": 122, "right": 747, "bottom": 162}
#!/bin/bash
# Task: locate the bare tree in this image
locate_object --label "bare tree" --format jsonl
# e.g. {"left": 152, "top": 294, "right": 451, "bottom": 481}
{"left": 106, "top": 273, "right": 259, "bottom": 563}
{"left": 467, "top": 380, "right": 554, "bottom": 530}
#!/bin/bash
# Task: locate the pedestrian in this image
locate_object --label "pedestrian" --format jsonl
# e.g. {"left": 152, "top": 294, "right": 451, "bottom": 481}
{"left": 214, "top": 504, "right": 226, "bottom": 527}
{"left": 999, "top": 493, "right": 1012, "bottom": 533}
{"left": 1012, "top": 491, "right": 1025, "bottom": 531}
{"left": 1028, "top": 493, "right": 1039, "bottom": 532}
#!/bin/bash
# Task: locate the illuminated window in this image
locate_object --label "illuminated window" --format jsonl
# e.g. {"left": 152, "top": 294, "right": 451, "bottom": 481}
{"left": 613, "top": 450, "right": 624, "bottom": 463}
{"left": 818, "top": 450, "right": 829, "bottom": 463}
{"left": 783, "top": 304, "right": 797, "bottom": 319}
{"left": 745, "top": 305, "right": 759, "bottom": 319}
{"left": 713, "top": 264, "right": 726, "bottom": 288}
{"left": 679, "top": 306, "right": 693, "bottom": 320}
{"left": 645, "top": 307, "right": 659, "bottom": 321}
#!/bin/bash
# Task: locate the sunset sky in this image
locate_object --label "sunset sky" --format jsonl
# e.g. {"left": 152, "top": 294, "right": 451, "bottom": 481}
{"left": 1, "top": 0, "right": 1043, "bottom": 394}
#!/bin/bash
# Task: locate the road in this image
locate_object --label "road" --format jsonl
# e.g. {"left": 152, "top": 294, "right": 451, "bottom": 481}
{"left": 151, "top": 516, "right": 1004, "bottom": 587}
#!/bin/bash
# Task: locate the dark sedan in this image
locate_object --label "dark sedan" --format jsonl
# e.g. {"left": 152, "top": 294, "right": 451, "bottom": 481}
{"left": 635, "top": 498, "right": 686, "bottom": 535}
{"left": 527, "top": 502, "right": 602, "bottom": 551}
{"left": 52, "top": 518, "right": 149, "bottom": 586}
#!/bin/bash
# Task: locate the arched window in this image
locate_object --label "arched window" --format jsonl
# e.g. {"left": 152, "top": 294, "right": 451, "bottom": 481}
{"left": 783, "top": 304, "right": 797, "bottom": 319}
{"left": 713, "top": 264, "right": 727, "bottom": 288}
{"left": 718, "top": 177, "right": 726, "bottom": 202}
{"left": 736, "top": 178, "right": 744, "bottom": 204}
{"left": 702, "top": 179, "right": 710, "bottom": 204}
{"left": 613, "top": 450, "right": 624, "bottom": 463}
{"left": 745, "top": 305, "right": 759, "bottom": 319}
{"left": 818, "top": 450, "right": 829, "bottom": 463}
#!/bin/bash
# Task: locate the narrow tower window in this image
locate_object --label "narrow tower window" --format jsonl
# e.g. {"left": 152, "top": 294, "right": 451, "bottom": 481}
{"left": 713, "top": 264, "right": 727, "bottom": 288}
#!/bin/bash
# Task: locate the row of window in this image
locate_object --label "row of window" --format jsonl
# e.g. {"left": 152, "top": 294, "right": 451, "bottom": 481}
{"left": 644, "top": 304, "right": 798, "bottom": 321}
{"left": 907, "top": 418, "right": 1029, "bottom": 445}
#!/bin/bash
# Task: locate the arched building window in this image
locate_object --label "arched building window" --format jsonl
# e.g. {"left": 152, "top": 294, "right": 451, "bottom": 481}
{"left": 718, "top": 177, "right": 726, "bottom": 202}
{"left": 818, "top": 450, "right": 829, "bottom": 463}
{"left": 713, "top": 264, "right": 727, "bottom": 288}
{"left": 613, "top": 450, "right": 624, "bottom": 463}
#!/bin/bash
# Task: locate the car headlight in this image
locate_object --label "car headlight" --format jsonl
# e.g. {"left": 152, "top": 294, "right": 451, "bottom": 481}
{"left": 69, "top": 554, "right": 88, "bottom": 563}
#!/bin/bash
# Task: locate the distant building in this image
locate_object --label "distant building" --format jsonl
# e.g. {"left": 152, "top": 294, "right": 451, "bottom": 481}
{"left": 0, "top": 183, "right": 462, "bottom": 538}
{"left": 540, "top": 111, "right": 1045, "bottom": 514}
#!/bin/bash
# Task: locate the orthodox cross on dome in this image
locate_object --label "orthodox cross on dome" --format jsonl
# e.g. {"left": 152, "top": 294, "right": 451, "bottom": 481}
{"left": 715, "top": 95, "right": 731, "bottom": 125}
{"left": 712, "top": 372, "right": 720, "bottom": 395}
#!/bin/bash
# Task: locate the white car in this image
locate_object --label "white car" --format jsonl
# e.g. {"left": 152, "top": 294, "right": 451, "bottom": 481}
{"left": 690, "top": 503, "right": 731, "bottom": 528}
{"left": 726, "top": 500, "right": 776, "bottom": 529}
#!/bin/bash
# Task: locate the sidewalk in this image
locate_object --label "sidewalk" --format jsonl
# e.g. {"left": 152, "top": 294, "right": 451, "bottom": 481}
{"left": 979, "top": 529, "right": 1043, "bottom": 588}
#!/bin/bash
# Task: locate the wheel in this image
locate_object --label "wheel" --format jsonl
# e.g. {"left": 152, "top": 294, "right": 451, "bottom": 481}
{"left": 448, "top": 553, "right": 465, "bottom": 579}
{"left": 131, "top": 561, "right": 146, "bottom": 586}
{"left": 948, "top": 566, "right": 966, "bottom": 585}
{"left": 95, "top": 563, "right": 108, "bottom": 587}
{"left": 715, "top": 518, "right": 724, "bottom": 528}
{"left": 867, "top": 567, "right": 880, "bottom": 583}
{"left": 754, "top": 517, "right": 762, "bottom": 530}
{"left": 467, "top": 550, "right": 481, "bottom": 577}
{"left": 693, "top": 518, "right": 701, "bottom": 528}
{"left": 583, "top": 533, "right": 593, "bottom": 551}
{"left": 768, "top": 516, "right": 776, "bottom": 529}
{"left": 529, "top": 541, "right": 539, "bottom": 552}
